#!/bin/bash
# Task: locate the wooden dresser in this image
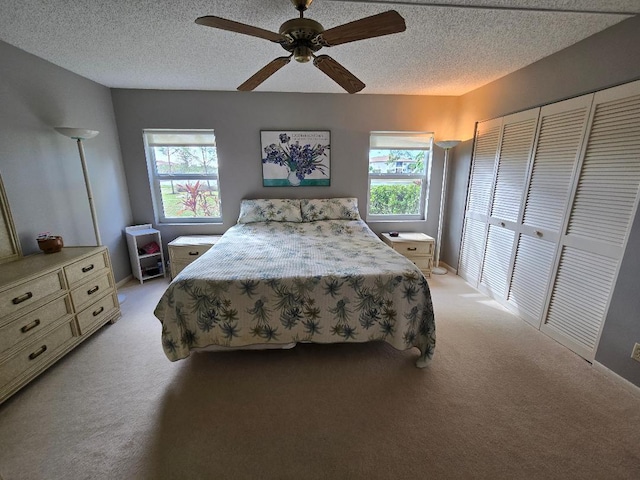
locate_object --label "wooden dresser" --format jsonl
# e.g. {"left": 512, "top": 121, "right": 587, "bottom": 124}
{"left": 0, "top": 246, "right": 120, "bottom": 404}
{"left": 381, "top": 232, "right": 435, "bottom": 277}
{"left": 168, "top": 235, "right": 222, "bottom": 279}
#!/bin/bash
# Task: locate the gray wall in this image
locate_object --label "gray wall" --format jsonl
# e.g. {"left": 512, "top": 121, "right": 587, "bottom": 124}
{"left": 110, "top": 89, "right": 459, "bottom": 250}
{"left": 0, "top": 41, "right": 132, "bottom": 281}
{"left": 448, "top": 15, "right": 640, "bottom": 387}
{"left": 440, "top": 139, "right": 473, "bottom": 270}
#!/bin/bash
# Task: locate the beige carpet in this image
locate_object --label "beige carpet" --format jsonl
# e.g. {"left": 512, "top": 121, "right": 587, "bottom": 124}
{"left": 0, "top": 273, "right": 639, "bottom": 480}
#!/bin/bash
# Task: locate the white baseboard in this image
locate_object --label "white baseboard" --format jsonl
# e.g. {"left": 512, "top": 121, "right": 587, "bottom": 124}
{"left": 116, "top": 275, "right": 133, "bottom": 289}
{"left": 592, "top": 361, "right": 640, "bottom": 398}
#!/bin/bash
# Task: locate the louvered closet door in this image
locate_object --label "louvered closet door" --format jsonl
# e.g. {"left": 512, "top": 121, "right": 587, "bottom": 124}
{"left": 479, "top": 109, "right": 539, "bottom": 299}
{"left": 542, "top": 80, "right": 640, "bottom": 360}
{"left": 507, "top": 95, "right": 593, "bottom": 327}
{"left": 458, "top": 118, "right": 502, "bottom": 284}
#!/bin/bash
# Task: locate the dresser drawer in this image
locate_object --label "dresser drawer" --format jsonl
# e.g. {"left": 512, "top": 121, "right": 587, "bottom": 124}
{"left": 170, "top": 244, "right": 213, "bottom": 263}
{"left": 76, "top": 293, "right": 118, "bottom": 335}
{"left": 391, "top": 241, "right": 432, "bottom": 256}
{"left": 0, "top": 320, "right": 75, "bottom": 391}
{"left": 0, "top": 270, "right": 65, "bottom": 320}
{"left": 70, "top": 273, "right": 113, "bottom": 312}
{"left": 407, "top": 255, "right": 432, "bottom": 273}
{"left": 64, "top": 251, "right": 108, "bottom": 286}
{"left": 0, "top": 296, "right": 72, "bottom": 355}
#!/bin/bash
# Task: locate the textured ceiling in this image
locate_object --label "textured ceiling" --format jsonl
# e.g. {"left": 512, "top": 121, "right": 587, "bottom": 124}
{"left": 0, "top": 0, "right": 637, "bottom": 95}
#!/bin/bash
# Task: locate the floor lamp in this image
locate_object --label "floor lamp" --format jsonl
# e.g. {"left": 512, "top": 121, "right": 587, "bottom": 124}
{"left": 55, "top": 128, "right": 125, "bottom": 303}
{"left": 432, "top": 140, "right": 461, "bottom": 275}
{"left": 55, "top": 127, "right": 101, "bottom": 245}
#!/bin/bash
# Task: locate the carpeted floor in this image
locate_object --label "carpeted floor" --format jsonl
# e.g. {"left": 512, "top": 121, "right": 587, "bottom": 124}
{"left": 0, "top": 273, "right": 639, "bottom": 480}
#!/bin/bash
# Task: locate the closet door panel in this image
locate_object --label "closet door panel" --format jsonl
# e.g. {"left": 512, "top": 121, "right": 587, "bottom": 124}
{"left": 458, "top": 217, "right": 486, "bottom": 283}
{"left": 480, "top": 109, "right": 539, "bottom": 300}
{"left": 490, "top": 112, "right": 539, "bottom": 223}
{"left": 566, "top": 91, "right": 640, "bottom": 247}
{"left": 542, "top": 80, "right": 640, "bottom": 360}
{"left": 543, "top": 247, "right": 618, "bottom": 358}
{"left": 522, "top": 96, "right": 593, "bottom": 235}
{"left": 507, "top": 234, "right": 556, "bottom": 327}
{"left": 479, "top": 225, "right": 514, "bottom": 299}
{"left": 507, "top": 95, "right": 593, "bottom": 326}
{"left": 458, "top": 118, "right": 502, "bottom": 284}
{"left": 467, "top": 120, "right": 502, "bottom": 218}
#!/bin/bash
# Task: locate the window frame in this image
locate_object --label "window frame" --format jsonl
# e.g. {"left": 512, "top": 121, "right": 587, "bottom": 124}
{"left": 367, "top": 132, "right": 433, "bottom": 222}
{"left": 143, "top": 129, "right": 222, "bottom": 224}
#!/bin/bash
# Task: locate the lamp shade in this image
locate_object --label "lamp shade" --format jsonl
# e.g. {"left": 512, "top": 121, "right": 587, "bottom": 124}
{"left": 55, "top": 127, "right": 99, "bottom": 140}
{"left": 435, "top": 140, "right": 461, "bottom": 149}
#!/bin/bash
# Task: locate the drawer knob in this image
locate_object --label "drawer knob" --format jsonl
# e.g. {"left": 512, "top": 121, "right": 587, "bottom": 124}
{"left": 12, "top": 292, "right": 33, "bottom": 305}
{"left": 535, "top": 230, "right": 543, "bottom": 237}
{"left": 93, "top": 306, "right": 105, "bottom": 317}
{"left": 407, "top": 247, "right": 417, "bottom": 251}
{"left": 87, "top": 285, "right": 100, "bottom": 295}
{"left": 188, "top": 251, "right": 200, "bottom": 256}
{"left": 500, "top": 222, "right": 506, "bottom": 227}
{"left": 29, "top": 345, "right": 47, "bottom": 360}
{"left": 82, "top": 264, "right": 95, "bottom": 273}
{"left": 21, "top": 319, "right": 41, "bottom": 333}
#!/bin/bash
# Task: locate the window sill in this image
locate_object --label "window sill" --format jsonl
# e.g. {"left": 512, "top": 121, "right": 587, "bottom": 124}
{"left": 366, "top": 218, "right": 427, "bottom": 223}
{"left": 157, "top": 221, "right": 224, "bottom": 226}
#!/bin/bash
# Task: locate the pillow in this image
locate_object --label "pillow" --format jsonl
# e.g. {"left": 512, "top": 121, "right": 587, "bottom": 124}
{"left": 237, "top": 199, "right": 302, "bottom": 223}
{"left": 300, "top": 198, "right": 361, "bottom": 222}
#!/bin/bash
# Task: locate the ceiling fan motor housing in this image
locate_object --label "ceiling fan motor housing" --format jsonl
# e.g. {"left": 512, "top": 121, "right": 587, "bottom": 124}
{"left": 279, "top": 18, "right": 324, "bottom": 62}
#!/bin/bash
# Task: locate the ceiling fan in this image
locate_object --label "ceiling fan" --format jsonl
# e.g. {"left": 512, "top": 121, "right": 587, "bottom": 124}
{"left": 195, "top": 0, "right": 406, "bottom": 94}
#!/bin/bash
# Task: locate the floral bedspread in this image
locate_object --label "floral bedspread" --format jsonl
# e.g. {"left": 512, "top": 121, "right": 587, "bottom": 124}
{"left": 154, "top": 220, "right": 436, "bottom": 366}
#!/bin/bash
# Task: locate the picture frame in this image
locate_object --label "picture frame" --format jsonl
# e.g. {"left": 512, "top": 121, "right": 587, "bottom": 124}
{"left": 261, "top": 130, "right": 331, "bottom": 187}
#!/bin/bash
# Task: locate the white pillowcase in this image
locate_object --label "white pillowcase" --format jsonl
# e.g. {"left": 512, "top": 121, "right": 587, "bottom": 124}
{"left": 300, "top": 198, "right": 361, "bottom": 222}
{"left": 237, "top": 199, "right": 303, "bottom": 223}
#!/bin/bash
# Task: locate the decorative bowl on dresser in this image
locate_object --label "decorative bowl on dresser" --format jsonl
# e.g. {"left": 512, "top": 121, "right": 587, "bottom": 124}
{"left": 0, "top": 246, "right": 120, "bottom": 404}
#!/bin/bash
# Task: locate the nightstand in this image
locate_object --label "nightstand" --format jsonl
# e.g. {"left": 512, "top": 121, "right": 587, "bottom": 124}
{"left": 381, "top": 232, "right": 435, "bottom": 277}
{"left": 168, "top": 235, "right": 222, "bottom": 279}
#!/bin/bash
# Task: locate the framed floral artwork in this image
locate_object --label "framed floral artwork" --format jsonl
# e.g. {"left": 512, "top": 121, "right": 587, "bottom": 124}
{"left": 261, "top": 130, "right": 330, "bottom": 186}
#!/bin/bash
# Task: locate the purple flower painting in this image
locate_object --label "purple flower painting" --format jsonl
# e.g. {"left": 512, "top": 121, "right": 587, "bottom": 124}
{"left": 261, "top": 131, "right": 331, "bottom": 186}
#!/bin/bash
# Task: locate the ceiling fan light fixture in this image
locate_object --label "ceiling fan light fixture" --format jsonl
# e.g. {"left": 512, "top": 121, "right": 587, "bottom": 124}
{"left": 294, "top": 46, "right": 313, "bottom": 62}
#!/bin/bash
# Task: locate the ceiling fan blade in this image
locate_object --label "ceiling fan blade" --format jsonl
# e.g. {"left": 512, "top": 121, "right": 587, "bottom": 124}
{"left": 237, "top": 57, "right": 291, "bottom": 91}
{"left": 195, "top": 16, "right": 287, "bottom": 43}
{"left": 319, "top": 10, "right": 406, "bottom": 47}
{"left": 313, "top": 55, "right": 365, "bottom": 94}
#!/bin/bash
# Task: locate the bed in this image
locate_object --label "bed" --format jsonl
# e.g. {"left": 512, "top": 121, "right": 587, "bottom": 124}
{"left": 154, "top": 198, "right": 436, "bottom": 367}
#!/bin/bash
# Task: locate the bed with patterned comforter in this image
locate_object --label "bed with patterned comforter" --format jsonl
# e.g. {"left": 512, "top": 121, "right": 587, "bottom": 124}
{"left": 154, "top": 202, "right": 436, "bottom": 367}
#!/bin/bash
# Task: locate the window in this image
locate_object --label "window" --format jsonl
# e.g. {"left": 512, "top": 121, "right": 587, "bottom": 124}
{"left": 367, "top": 131, "right": 433, "bottom": 220}
{"left": 143, "top": 130, "right": 221, "bottom": 224}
